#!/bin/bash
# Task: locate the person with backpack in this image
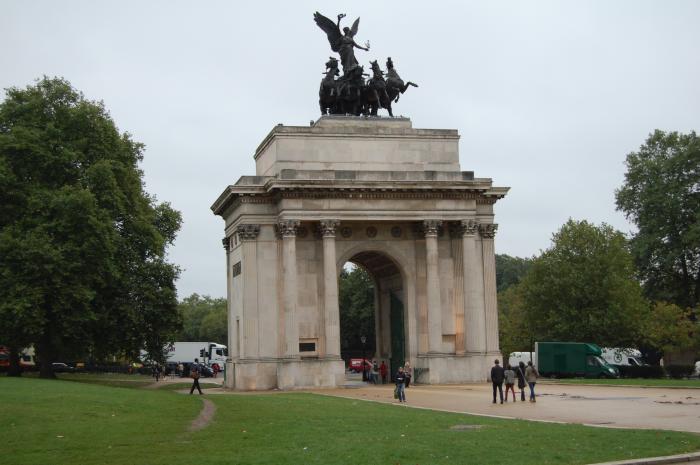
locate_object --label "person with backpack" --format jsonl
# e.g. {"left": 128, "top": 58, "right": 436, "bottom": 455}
{"left": 504, "top": 364, "right": 516, "bottom": 402}
{"left": 516, "top": 361, "right": 527, "bottom": 401}
{"left": 525, "top": 361, "right": 539, "bottom": 402}
{"left": 189, "top": 358, "right": 203, "bottom": 395}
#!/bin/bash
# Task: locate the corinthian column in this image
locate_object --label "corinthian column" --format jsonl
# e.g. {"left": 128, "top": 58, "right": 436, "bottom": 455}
{"left": 278, "top": 219, "right": 300, "bottom": 358}
{"left": 480, "top": 223, "right": 500, "bottom": 353}
{"left": 423, "top": 220, "right": 443, "bottom": 353}
{"left": 320, "top": 219, "right": 341, "bottom": 359}
{"left": 237, "top": 224, "right": 261, "bottom": 359}
{"left": 459, "top": 220, "right": 484, "bottom": 353}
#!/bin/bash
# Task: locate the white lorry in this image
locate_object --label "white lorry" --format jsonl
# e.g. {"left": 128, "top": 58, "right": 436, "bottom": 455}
{"left": 508, "top": 351, "right": 533, "bottom": 368}
{"left": 601, "top": 348, "right": 646, "bottom": 367}
{"left": 165, "top": 342, "right": 228, "bottom": 371}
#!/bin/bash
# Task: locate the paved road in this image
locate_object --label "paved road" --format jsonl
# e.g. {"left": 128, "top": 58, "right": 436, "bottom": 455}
{"left": 319, "top": 382, "right": 700, "bottom": 433}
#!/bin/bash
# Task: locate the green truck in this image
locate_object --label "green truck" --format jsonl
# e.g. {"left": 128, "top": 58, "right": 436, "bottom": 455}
{"left": 535, "top": 342, "right": 619, "bottom": 378}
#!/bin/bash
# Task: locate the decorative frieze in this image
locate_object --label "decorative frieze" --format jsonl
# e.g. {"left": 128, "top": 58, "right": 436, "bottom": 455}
{"left": 479, "top": 223, "right": 498, "bottom": 239}
{"left": 276, "top": 219, "right": 301, "bottom": 238}
{"left": 366, "top": 226, "right": 378, "bottom": 238}
{"left": 390, "top": 226, "right": 402, "bottom": 238}
{"left": 236, "top": 224, "right": 261, "bottom": 241}
{"left": 319, "top": 219, "right": 341, "bottom": 237}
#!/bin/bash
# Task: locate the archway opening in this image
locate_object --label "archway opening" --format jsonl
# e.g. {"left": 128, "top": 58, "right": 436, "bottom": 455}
{"left": 339, "top": 251, "right": 405, "bottom": 382}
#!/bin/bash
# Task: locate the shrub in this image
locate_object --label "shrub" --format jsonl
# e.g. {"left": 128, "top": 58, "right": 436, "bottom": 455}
{"left": 664, "top": 365, "right": 695, "bottom": 379}
{"left": 618, "top": 365, "right": 664, "bottom": 378}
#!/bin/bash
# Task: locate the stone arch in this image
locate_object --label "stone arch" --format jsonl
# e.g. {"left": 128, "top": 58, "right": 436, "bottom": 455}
{"left": 335, "top": 242, "right": 417, "bottom": 369}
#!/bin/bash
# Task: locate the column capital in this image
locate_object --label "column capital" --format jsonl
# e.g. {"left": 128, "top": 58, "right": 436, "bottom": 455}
{"left": 236, "top": 224, "right": 260, "bottom": 241}
{"left": 277, "top": 219, "right": 301, "bottom": 238}
{"left": 479, "top": 223, "right": 498, "bottom": 239}
{"left": 318, "top": 219, "right": 341, "bottom": 238}
{"left": 222, "top": 236, "right": 231, "bottom": 251}
{"left": 422, "top": 219, "right": 443, "bottom": 237}
{"left": 450, "top": 219, "right": 479, "bottom": 238}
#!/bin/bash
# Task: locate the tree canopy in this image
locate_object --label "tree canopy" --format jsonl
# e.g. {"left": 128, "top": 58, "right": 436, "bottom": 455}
{"left": 0, "top": 77, "right": 182, "bottom": 376}
{"left": 499, "top": 219, "right": 648, "bottom": 353}
{"left": 495, "top": 254, "right": 532, "bottom": 293}
{"left": 616, "top": 130, "right": 700, "bottom": 310}
{"left": 177, "top": 294, "right": 227, "bottom": 343}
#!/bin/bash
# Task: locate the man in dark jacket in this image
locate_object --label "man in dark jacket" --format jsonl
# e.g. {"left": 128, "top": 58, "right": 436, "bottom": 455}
{"left": 516, "top": 361, "right": 527, "bottom": 401}
{"left": 490, "top": 359, "right": 505, "bottom": 404}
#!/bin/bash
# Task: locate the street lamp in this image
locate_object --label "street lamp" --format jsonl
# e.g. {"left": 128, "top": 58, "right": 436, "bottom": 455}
{"left": 360, "top": 335, "right": 367, "bottom": 381}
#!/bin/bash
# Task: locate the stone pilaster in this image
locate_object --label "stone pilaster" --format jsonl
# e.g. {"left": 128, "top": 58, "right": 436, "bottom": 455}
{"left": 320, "top": 219, "right": 341, "bottom": 359}
{"left": 423, "top": 219, "right": 443, "bottom": 353}
{"left": 223, "top": 236, "right": 237, "bottom": 362}
{"left": 237, "top": 224, "right": 260, "bottom": 359}
{"left": 278, "top": 219, "right": 300, "bottom": 358}
{"left": 479, "top": 223, "right": 499, "bottom": 353}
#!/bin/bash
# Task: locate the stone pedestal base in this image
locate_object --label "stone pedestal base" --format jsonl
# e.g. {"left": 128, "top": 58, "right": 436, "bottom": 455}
{"left": 415, "top": 352, "right": 502, "bottom": 384}
{"left": 225, "top": 358, "right": 345, "bottom": 391}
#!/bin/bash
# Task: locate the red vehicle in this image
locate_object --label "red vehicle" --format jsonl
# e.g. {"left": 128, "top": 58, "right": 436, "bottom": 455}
{"left": 349, "top": 358, "right": 372, "bottom": 373}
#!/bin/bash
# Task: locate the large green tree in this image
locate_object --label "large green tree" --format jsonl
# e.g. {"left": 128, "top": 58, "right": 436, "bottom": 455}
{"left": 338, "top": 266, "right": 376, "bottom": 356}
{"left": 616, "top": 130, "right": 700, "bottom": 310}
{"left": 506, "top": 219, "right": 648, "bottom": 347}
{"left": 0, "top": 77, "right": 182, "bottom": 376}
{"left": 496, "top": 254, "right": 532, "bottom": 293}
{"left": 177, "top": 294, "right": 227, "bottom": 343}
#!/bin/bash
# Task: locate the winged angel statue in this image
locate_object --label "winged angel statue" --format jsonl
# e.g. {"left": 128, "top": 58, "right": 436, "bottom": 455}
{"left": 313, "top": 12, "right": 370, "bottom": 76}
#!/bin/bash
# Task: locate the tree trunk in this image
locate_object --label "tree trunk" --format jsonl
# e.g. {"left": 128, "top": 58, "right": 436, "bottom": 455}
{"left": 37, "top": 336, "right": 56, "bottom": 379}
{"left": 7, "top": 346, "right": 22, "bottom": 377}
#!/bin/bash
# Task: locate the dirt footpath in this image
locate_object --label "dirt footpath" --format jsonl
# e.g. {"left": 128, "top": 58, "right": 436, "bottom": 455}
{"left": 319, "top": 383, "right": 700, "bottom": 433}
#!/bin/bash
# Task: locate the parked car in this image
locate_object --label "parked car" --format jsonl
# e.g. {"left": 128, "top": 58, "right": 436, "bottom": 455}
{"left": 348, "top": 358, "right": 372, "bottom": 373}
{"left": 52, "top": 362, "right": 75, "bottom": 373}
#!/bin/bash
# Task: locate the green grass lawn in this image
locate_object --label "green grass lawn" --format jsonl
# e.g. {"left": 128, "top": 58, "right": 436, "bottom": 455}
{"left": 2, "top": 377, "right": 700, "bottom": 465}
{"left": 541, "top": 378, "right": 700, "bottom": 388}
{"left": 21, "top": 371, "right": 156, "bottom": 388}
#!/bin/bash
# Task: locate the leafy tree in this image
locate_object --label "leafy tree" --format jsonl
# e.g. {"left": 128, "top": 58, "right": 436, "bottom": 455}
{"left": 616, "top": 130, "right": 700, "bottom": 310}
{"left": 644, "top": 301, "right": 698, "bottom": 356}
{"left": 0, "top": 77, "right": 182, "bottom": 376}
{"left": 177, "top": 294, "right": 227, "bottom": 342}
{"left": 338, "top": 266, "right": 375, "bottom": 355}
{"left": 498, "top": 284, "right": 534, "bottom": 358}
{"left": 513, "top": 219, "right": 648, "bottom": 347}
{"left": 496, "top": 254, "right": 532, "bottom": 293}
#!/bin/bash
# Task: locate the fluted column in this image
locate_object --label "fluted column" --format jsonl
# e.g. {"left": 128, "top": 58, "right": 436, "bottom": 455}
{"left": 459, "top": 220, "right": 484, "bottom": 353}
{"left": 424, "top": 220, "right": 443, "bottom": 353}
{"left": 480, "top": 223, "right": 500, "bottom": 352}
{"left": 279, "top": 219, "right": 300, "bottom": 359}
{"left": 237, "top": 224, "right": 260, "bottom": 359}
{"left": 320, "top": 219, "right": 341, "bottom": 359}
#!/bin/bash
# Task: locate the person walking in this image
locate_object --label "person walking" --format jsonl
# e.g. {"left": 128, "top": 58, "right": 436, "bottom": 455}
{"left": 395, "top": 366, "right": 407, "bottom": 403}
{"left": 379, "top": 361, "right": 388, "bottom": 384}
{"left": 404, "top": 362, "right": 413, "bottom": 388}
{"left": 371, "top": 360, "right": 379, "bottom": 384}
{"left": 525, "top": 360, "right": 539, "bottom": 402}
{"left": 516, "top": 361, "right": 527, "bottom": 401}
{"left": 490, "top": 359, "right": 505, "bottom": 404}
{"left": 189, "top": 358, "right": 203, "bottom": 395}
{"left": 504, "top": 364, "right": 516, "bottom": 402}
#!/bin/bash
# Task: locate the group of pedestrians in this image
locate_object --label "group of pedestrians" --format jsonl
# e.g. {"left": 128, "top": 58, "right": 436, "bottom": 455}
{"left": 490, "top": 359, "right": 539, "bottom": 404}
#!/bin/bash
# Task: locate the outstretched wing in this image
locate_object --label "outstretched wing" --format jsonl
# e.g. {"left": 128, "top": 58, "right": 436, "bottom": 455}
{"left": 314, "top": 12, "right": 342, "bottom": 52}
{"left": 349, "top": 17, "right": 360, "bottom": 38}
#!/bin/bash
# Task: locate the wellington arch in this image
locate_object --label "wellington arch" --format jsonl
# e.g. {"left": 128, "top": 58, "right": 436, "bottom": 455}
{"left": 211, "top": 116, "right": 508, "bottom": 390}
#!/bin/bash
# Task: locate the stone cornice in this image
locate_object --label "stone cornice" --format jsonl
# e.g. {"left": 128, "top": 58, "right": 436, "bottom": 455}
{"left": 211, "top": 181, "right": 509, "bottom": 217}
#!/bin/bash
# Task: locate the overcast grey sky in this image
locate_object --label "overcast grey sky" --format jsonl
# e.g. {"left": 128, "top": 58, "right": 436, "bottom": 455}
{"left": 3, "top": 1, "right": 699, "bottom": 299}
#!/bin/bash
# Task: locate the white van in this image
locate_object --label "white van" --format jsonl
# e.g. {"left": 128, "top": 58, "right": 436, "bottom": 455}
{"left": 508, "top": 351, "right": 533, "bottom": 368}
{"left": 601, "top": 348, "right": 646, "bottom": 367}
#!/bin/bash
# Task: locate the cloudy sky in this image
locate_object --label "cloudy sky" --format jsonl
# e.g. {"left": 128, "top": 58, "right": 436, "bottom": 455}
{"left": 3, "top": 1, "right": 699, "bottom": 299}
